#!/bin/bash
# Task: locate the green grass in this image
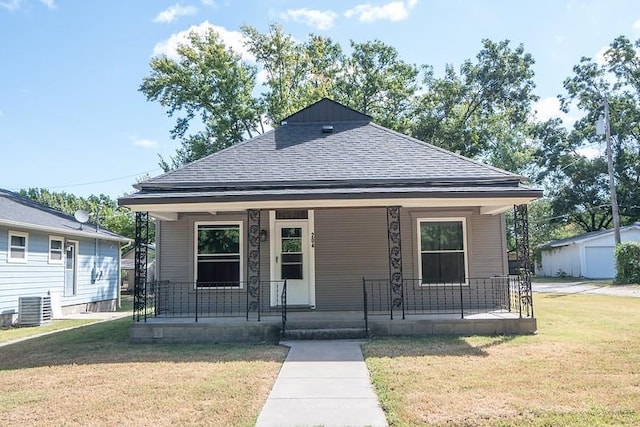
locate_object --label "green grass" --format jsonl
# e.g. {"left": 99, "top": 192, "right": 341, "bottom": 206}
{"left": 0, "top": 318, "right": 286, "bottom": 426}
{"left": 364, "top": 293, "right": 640, "bottom": 426}
{"left": 0, "top": 319, "right": 99, "bottom": 344}
{"left": 0, "top": 294, "right": 133, "bottom": 345}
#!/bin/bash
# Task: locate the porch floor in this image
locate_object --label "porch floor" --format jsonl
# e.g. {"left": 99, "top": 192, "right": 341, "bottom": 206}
{"left": 130, "top": 310, "right": 535, "bottom": 343}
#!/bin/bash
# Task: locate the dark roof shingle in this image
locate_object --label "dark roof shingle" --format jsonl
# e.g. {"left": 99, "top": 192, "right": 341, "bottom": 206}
{"left": 0, "top": 189, "right": 129, "bottom": 242}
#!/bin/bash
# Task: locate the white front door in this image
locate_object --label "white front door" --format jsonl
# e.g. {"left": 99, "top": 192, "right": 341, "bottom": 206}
{"left": 64, "top": 241, "right": 77, "bottom": 296}
{"left": 274, "top": 220, "right": 312, "bottom": 306}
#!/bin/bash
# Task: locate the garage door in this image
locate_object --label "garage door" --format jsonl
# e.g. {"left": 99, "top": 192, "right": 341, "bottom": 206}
{"left": 584, "top": 246, "right": 616, "bottom": 279}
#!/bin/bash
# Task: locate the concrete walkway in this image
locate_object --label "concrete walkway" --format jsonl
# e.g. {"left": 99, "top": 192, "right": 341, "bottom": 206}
{"left": 255, "top": 340, "right": 387, "bottom": 427}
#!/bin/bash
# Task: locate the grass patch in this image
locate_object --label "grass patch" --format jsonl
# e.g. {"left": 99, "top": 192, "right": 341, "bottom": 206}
{"left": 0, "top": 319, "right": 99, "bottom": 344}
{"left": 0, "top": 318, "right": 286, "bottom": 426}
{"left": 364, "top": 293, "right": 640, "bottom": 426}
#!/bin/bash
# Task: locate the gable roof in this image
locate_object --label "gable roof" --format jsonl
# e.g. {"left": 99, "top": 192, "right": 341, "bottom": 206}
{"left": 0, "top": 189, "right": 130, "bottom": 243}
{"left": 121, "top": 98, "right": 541, "bottom": 205}
{"left": 539, "top": 223, "right": 640, "bottom": 249}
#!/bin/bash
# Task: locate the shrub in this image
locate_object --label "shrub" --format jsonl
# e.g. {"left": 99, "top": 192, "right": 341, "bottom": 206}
{"left": 614, "top": 242, "right": 640, "bottom": 285}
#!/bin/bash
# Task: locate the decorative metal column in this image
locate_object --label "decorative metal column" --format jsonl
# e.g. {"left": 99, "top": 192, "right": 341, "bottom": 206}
{"left": 387, "top": 206, "right": 405, "bottom": 319}
{"left": 133, "top": 211, "right": 149, "bottom": 322}
{"left": 513, "top": 204, "right": 534, "bottom": 317}
{"left": 246, "top": 209, "right": 261, "bottom": 320}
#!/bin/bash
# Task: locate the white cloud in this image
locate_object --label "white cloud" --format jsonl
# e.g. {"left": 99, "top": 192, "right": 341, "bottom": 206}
{"left": 281, "top": 8, "right": 338, "bottom": 30}
{"left": 153, "top": 3, "right": 197, "bottom": 24}
{"left": 531, "top": 96, "right": 579, "bottom": 127}
{"left": 152, "top": 21, "right": 254, "bottom": 61}
{"left": 40, "top": 0, "right": 55, "bottom": 9}
{"left": 634, "top": 18, "right": 640, "bottom": 31}
{"left": 0, "top": 0, "right": 21, "bottom": 11}
{"left": 201, "top": 0, "right": 215, "bottom": 5}
{"left": 133, "top": 138, "right": 159, "bottom": 148}
{"left": 344, "top": 0, "right": 417, "bottom": 23}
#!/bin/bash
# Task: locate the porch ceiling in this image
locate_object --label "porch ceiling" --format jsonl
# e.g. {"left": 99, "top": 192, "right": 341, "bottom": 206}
{"left": 130, "top": 195, "right": 537, "bottom": 220}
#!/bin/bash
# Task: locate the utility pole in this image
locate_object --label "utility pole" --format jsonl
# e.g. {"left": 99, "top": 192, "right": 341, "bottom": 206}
{"left": 603, "top": 95, "right": 622, "bottom": 245}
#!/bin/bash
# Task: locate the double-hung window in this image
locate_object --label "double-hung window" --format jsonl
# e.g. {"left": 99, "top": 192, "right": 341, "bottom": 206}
{"left": 49, "top": 236, "right": 64, "bottom": 264}
{"left": 8, "top": 231, "right": 28, "bottom": 263}
{"left": 195, "top": 222, "right": 242, "bottom": 288}
{"left": 418, "top": 219, "right": 467, "bottom": 284}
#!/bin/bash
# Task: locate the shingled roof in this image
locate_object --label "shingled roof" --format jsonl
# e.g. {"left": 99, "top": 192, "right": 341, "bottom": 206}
{"left": 0, "top": 189, "right": 129, "bottom": 242}
{"left": 121, "top": 98, "right": 541, "bottom": 205}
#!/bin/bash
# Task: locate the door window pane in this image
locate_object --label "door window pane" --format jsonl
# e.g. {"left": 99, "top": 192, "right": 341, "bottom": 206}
{"left": 280, "top": 227, "right": 303, "bottom": 279}
{"left": 282, "top": 264, "right": 303, "bottom": 280}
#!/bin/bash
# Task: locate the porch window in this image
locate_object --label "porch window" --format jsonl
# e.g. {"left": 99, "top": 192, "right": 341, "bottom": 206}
{"left": 195, "top": 223, "right": 242, "bottom": 288}
{"left": 418, "top": 219, "right": 467, "bottom": 284}
{"left": 8, "top": 231, "right": 28, "bottom": 263}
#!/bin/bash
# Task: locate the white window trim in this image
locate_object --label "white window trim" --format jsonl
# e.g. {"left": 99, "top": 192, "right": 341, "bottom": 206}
{"left": 48, "top": 235, "right": 64, "bottom": 265}
{"left": 194, "top": 221, "right": 244, "bottom": 289}
{"left": 7, "top": 230, "right": 28, "bottom": 263}
{"left": 416, "top": 217, "right": 469, "bottom": 286}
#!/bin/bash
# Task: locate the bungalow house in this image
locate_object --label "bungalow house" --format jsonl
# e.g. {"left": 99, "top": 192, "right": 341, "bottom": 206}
{"left": 119, "top": 99, "right": 542, "bottom": 342}
{"left": 537, "top": 223, "right": 640, "bottom": 279}
{"left": 0, "top": 189, "right": 130, "bottom": 326}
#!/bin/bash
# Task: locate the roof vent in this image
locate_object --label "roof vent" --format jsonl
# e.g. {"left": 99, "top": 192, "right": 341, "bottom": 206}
{"left": 322, "top": 125, "right": 334, "bottom": 133}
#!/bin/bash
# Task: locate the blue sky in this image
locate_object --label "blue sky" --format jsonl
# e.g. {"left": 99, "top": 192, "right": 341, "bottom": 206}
{"left": 1, "top": 0, "right": 639, "bottom": 199}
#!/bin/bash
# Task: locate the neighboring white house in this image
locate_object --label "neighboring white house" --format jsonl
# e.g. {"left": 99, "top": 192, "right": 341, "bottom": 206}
{"left": 0, "top": 189, "right": 130, "bottom": 326}
{"left": 537, "top": 223, "right": 640, "bottom": 279}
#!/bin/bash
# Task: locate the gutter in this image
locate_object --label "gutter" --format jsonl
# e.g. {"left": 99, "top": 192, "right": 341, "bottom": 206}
{"left": 0, "top": 218, "right": 130, "bottom": 244}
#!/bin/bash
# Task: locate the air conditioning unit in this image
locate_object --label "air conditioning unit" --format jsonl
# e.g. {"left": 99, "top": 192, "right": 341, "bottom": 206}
{"left": 18, "top": 296, "right": 52, "bottom": 326}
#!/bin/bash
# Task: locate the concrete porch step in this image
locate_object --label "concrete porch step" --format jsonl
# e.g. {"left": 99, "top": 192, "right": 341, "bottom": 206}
{"left": 282, "top": 327, "right": 369, "bottom": 340}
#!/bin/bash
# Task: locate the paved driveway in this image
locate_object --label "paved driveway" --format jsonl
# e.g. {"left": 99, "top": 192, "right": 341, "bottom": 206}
{"left": 532, "top": 281, "right": 640, "bottom": 298}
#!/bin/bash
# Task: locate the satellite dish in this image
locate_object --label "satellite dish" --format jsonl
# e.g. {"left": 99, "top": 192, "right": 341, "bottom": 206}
{"left": 74, "top": 210, "right": 89, "bottom": 227}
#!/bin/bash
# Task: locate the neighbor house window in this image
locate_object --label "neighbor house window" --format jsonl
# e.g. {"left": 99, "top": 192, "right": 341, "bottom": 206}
{"left": 418, "top": 219, "right": 467, "bottom": 284}
{"left": 8, "top": 231, "right": 28, "bottom": 263}
{"left": 49, "top": 236, "right": 64, "bottom": 264}
{"left": 195, "top": 222, "right": 242, "bottom": 288}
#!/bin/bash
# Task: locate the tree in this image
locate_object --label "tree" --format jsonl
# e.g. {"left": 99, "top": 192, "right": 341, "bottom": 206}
{"left": 411, "top": 39, "right": 538, "bottom": 174}
{"left": 18, "top": 188, "right": 149, "bottom": 243}
{"left": 139, "top": 28, "right": 262, "bottom": 171}
{"left": 545, "top": 35, "right": 640, "bottom": 232}
{"left": 334, "top": 40, "right": 419, "bottom": 133}
{"left": 241, "top": 24, "right": 344, "bottom": 126}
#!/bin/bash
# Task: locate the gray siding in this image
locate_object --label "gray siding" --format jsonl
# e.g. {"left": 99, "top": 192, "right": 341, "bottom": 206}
{"left": 156, "top": 208, "right": 507, "bottom": 312}
{"left": 158, "top": 211, "right": 271, "bottom": 283}
{"left": 314, "top": 208, "right": 389, "bottom": 310}
{"left": 0, "top": 226, "right": 120, "bottom": 317}
{"left": 313, "top": 207, "right": 506, "bottom": 310}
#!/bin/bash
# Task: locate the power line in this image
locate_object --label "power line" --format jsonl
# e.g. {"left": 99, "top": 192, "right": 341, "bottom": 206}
{"left": 45, "top": 169, "right": 161, "bottom": 190}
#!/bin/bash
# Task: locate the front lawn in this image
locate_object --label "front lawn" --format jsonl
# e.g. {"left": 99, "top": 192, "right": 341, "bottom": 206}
{"left": 364, "top": 293, "right": 640, "bottom": 426}
{"left": 0, "top": 319, "right": 99, "bottom": 344}
{"left": 0, "top": 318, "right": 286, "bottom": 426}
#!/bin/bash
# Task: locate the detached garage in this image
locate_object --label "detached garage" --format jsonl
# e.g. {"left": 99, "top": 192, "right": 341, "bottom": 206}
{"left": 537, "top": 223, "right": 640, "bottom": 279}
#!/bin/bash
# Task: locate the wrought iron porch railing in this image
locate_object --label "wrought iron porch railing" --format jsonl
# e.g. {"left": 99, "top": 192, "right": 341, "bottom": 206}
{"left": 133, "top": 280, "right": 288, "bottom": 322}
{"left": 362, "top": 276, "right": 533, "bottom": 320}
{"left": 280, "top": 280, "right": 287, "bottom": 337}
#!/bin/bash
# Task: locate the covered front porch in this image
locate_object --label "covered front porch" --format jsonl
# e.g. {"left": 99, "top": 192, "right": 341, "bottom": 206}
{"left": 129, "top": 203, "right": 534, "bottom": 342}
